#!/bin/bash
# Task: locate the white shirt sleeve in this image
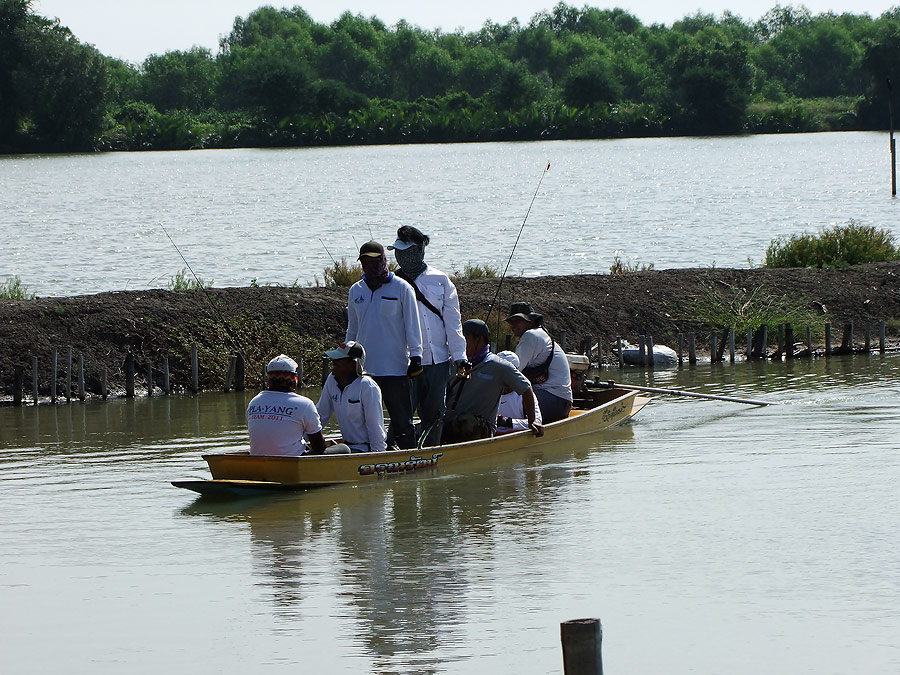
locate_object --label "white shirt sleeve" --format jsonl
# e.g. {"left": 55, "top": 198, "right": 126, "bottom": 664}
{"left": 401, "top": 281, "right": 423, "bottom": 358}
{"left": 442, "top": 279, "right": 466, "bottom": 363}
{"left": 345, "top": 286, "right": 359, "bottom": 342}
{"left": 316, "top": 376, "right": 334, "bottom": 427}
{"left": 361, "top": 378, "right": 387, "bottom": 452}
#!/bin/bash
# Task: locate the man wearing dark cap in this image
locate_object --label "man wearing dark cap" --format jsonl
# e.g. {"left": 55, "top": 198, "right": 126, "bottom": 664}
{"left": 442, "top": 319, "right": 542, "bottom": 444}
{"left": 389, "top": 225, "right": 467, "bottom": 447}
{"left": 505, "top": 302, "right": 573, "bottom": 423}
{"left": 346, "top": 240, "right": 423, "bottom": 449}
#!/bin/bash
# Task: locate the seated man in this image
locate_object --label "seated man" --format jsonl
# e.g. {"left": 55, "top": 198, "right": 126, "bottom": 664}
{"left": 316, "top": 341, "right": 387, "bottom": 453}
{"left": 442, "top": 319, "right": 543, "bottom": 444}
{"left": 247, "top": 354, "right": 326, "bottom": 456}
{"left": 494, "top": 350, "right": 543, "bottom": 435}
{"left": 505, "top": 301, "right": 574, "bottom": 423}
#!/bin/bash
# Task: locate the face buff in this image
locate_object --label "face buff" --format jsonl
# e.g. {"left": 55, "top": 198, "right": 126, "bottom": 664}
{"left": 394, "top": 244, "right": 426, "bottom": 280}
{"left": 361, "top": 252, "right": 391, "bottom": 291}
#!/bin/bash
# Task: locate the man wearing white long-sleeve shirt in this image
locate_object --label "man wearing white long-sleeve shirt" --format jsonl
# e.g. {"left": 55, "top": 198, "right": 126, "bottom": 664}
{"left": 346, "top": 240, "right": 423, "bottom": 449}
{"left": 317, "top": 341, "right": 387, "bottom": 453}
{"left": 390, "top": 226, "right": 467, "bottom": 447}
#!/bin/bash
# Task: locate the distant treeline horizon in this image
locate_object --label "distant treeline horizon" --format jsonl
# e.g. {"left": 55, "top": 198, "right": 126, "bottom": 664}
{"left": 1, "top": 0, "right": 898, "bottom": 153}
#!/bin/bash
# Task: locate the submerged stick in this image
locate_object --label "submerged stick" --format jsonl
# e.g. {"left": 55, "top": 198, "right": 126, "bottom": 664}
{"left": 591, "top": 379, "right": 771, "bottom": 406}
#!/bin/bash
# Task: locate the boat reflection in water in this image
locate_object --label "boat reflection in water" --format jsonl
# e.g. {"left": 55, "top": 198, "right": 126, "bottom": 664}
{"left": 180, "top": 424, "right": 637, "bottom": 672}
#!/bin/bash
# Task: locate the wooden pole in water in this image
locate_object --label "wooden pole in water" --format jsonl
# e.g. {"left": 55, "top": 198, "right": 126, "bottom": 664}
{"left": 78, "top": 353, "right": 85, "bottom": 401}
{"left": 191, "top": 343, "right": 199, "bottom": 393}
{"left": 776, "top": 325, "right": 784, "bottom": 359}
{"left": 710, "top": 331, "right": 718, "bottom": 363}
{"left": 825, "top": 322, "right": 832, "bottom": 356}
{"left": 51, "top": 347, "right": 57, "bottom": 403}
{"left": 785, "top": 324, "right": 794, "bottom": 359}
{"left": 638, "top": 335, "right": 646, "bottom": 367}
{"left": 235, "top": 353, "right": 245, "bottom": 391}
{"left": 13, "top": 365, "right": 24, "bottom": 406}
{"left": 163, "top": 357, "right": 171, "bottom": 395}
{"left": 66, "top": 346, "right": 73, "bottom": 401}
{"left": 761, "top": 325, "right": 768, "bottom": 358}
{"left": 224, "top": 355, "right": 237, "bottom": 392}
{"left": 31, "top": 356, "right": 38, "bottom": 404}
{"left": 125, "top": 353, "right": 135, "bottom": 398}
{"left": 840, "top": 321, "right": 854, "bottom": 354}
{"left": 677, "top": 333, "right": 684, "bottom": 366}
{"left": 561, "top": 618, "right": 603, "bottom": 675}
{"left": 688, "top": 332, "right": 696, "bottom": 365}
{"left": 729, "top": 328, "right": 735, "bottom": 363}
{"left": 864, "top": 326, "right": 871, "bottom": 353}
{"left": 647, "top": 335, "right": 655, "bottom": 368}
{"left": 880, "top": 320, "right": 886, "bottom": 354}
{"left": 617, "top": 337, "right": 624, "bottom": 369}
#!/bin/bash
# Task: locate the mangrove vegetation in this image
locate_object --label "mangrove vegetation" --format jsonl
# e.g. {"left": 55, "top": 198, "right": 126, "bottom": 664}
{"left": 1, "top": 0, "right": 899, "bottom": 153}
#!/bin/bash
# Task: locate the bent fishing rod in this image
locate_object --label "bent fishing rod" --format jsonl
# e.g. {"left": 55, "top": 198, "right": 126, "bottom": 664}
{"left": 486, "top": 161, "right": 551, "bottom": 335}
{"left": 160, "top": 224, "right": 254, "bottom": 378}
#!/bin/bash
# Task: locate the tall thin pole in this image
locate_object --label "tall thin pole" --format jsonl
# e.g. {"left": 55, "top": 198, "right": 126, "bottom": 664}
{"left": 889, "top": 78, "right": 896, "bottom": 197}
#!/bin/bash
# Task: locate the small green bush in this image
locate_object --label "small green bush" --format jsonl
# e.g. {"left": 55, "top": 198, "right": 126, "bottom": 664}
{"left": 168, "top": 268, "right": 211, "bottom": 290}
{"left": 319, "top": 258, "right": 362, "bottom": 287}
{"left": 765, "top": 221, "right": 900, "bottom": 268}
{"left": 0, "top": 275, "right": 35, "bottom": 300}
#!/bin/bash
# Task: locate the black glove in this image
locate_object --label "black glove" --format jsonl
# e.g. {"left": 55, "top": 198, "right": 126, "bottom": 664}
{"left": 407, "top": 356, "right": 423, "bottom": 378}
{"left": 497, "top": 415, "right": 513, "bottom": 428}
{"left": 454, "top": 359, "right": 472, "bottom": 378}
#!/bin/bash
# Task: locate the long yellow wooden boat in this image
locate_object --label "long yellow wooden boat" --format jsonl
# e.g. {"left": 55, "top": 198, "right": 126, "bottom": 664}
{"left": 173, "top": 386, "right": 648, "bottom": 497}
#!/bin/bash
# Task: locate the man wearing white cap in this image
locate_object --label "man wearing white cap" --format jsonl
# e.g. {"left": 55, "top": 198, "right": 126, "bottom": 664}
{"left": 389, "top": 225, "right": 467, "bottom": 447}
{"left": 317, "top": 341, "right": 387, "bottom": 453}
{"left": 494, "top": 350, "right": 543, "bottom": 435}
{"left": 246, "top": 354, "right": 326, "bottom": 456}
{"left": 346, "top": 240, "right": 423, "bottom": 449}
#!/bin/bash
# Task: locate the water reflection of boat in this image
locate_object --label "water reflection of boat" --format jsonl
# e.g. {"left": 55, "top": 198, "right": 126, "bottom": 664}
{"left": 172, "top": 387, "right": 648, "bottom": 497}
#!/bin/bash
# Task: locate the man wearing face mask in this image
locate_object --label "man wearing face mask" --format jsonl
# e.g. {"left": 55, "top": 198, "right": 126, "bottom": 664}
{"left": 346, "top": 240, "right": 423, "bottom": 449}
{"left": 389, "top": 226, "right": 467, "bottom": 447}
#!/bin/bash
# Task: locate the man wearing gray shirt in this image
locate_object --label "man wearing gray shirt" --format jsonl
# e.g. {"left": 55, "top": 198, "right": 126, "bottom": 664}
{"left": 442, "top": 319, "right": 543, "bottom": 444}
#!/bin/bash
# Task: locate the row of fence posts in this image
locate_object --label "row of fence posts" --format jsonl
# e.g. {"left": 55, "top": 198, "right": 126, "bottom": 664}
{"left": 10, "top": 344, "right": 248, "bottom": 406}
{"left": 496, "top": 320, "right": 888, "bottom": 369}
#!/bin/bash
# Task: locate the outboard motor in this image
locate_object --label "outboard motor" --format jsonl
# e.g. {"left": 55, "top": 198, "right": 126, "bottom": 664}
{"left": 565, "top": 353, "right": 590, "bottom": 393}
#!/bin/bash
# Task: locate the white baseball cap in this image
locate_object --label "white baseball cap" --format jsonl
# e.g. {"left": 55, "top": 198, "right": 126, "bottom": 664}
{"left": 325, "top": 341, "right": 366, "bottom": 376}
{"left": 266, "top": 354, "right": 299, "bottom": 374}
{"left": 496, "top": 350, "right": 520, "bottom": 369}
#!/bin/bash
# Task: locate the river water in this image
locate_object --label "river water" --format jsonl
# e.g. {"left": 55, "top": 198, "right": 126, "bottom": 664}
{"left": 1, "top": 132, "right": 897, "bottom": 297}
{"left": 1, "top": 354, "right": 898, "bottom": 674}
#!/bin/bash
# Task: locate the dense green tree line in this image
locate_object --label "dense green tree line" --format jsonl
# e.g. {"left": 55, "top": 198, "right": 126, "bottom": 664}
{"left": 1, "top": 0, "right": 899, "bottom": 152}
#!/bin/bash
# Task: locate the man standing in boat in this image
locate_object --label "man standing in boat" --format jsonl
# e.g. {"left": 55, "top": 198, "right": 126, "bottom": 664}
{"left": 442, "top": 319, "right": 542, "bottom": 443}
{"left": 346, "top": 240, "right": 423, "bottom": 449}
{"left": 247, "top": 354, "right": 327, "bottom": 456}
{"left": 389, "top": 225, "right": 467, "bottom": 447}
{"left": 316, "top": 341, "right": 387, "bottom": 453}
{"left": 505, "top": 302, "right": 574, "bottom": 423}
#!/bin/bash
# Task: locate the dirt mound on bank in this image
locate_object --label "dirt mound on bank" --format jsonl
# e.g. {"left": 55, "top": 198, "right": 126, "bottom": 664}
{"left": 1, "top": 264, "right": 898, "bottom": 397}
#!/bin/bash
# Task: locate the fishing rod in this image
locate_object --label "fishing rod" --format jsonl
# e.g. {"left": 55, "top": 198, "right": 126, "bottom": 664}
{"left": 160, "top": 224, "right": 254, "bottom": 379}
{"left": 319, "top": 238, "right": 338, "bottom": 266}
{"left": 486, "top": 161, "right": 551, "bottom": 335}
{"left": 590, "top": 380, "right": 772, "bottom": 406}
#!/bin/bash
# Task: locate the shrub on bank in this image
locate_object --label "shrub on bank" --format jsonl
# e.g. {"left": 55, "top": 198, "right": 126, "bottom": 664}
{"left": 765, "top": 221, "right": 900, "bottom": 268}
{"left": 0, "top": 276, "right": 35, "bottom": 300}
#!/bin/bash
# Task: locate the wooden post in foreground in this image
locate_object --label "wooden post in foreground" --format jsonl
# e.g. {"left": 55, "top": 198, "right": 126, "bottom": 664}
{"left": 561, "top": 618, "right": 603, "bottom": 675}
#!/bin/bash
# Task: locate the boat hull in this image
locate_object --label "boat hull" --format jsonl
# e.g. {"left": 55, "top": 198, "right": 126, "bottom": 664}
{"left": 174, "top": 388, "right": 647, "bottom": 494}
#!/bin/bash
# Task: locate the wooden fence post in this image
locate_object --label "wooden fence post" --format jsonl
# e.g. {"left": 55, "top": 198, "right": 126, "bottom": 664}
{"left": 840, "top": 321, "right": 854, "bottom": 354}
{"left": 51, "top": 347, "right": 58, "bottom": 403}
{"left": 125, "top": 353, "right": 135, "bottom": 398}
{"left": 710, "top": 331, "right": 718, "bottom": 363}
{"left": 678, "top": 333, "right": 684, "bottom": 366}
{"left": 66, "top": 345, "right": 73, "bottom": 401}
{"left": 191, "top": 343, "right": 199, "bottom": 393}
{"left": 864, "top": 326, "right": 871, "bottom": 353}
{"left": 638, "top": 335, "right": 646, "bottom": 367}
{"left": 31, "top": 356, "right": 38, "bottom": 404}
{"left": 224, "top": 355, "right": 237, "bottom": 392}
{"left": 163, "top": 357, "right": 171, "bottom": 395}
{"left": 78, "top": 353, "right": 85, "bottom": 401}
{"left": 728, "top": 329, "right": 736, "bottom": 363}
{"left": 646, "top": 335, "right": 655, "bottom": 368}
{"left": 561, "top": 618, "right": 603, "bottom": 675}
{"left": 688, "top": 332, "right": 697, "bottom": 365}
{"left": 13, "top": 365, "right": 24, "bottom": 406}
